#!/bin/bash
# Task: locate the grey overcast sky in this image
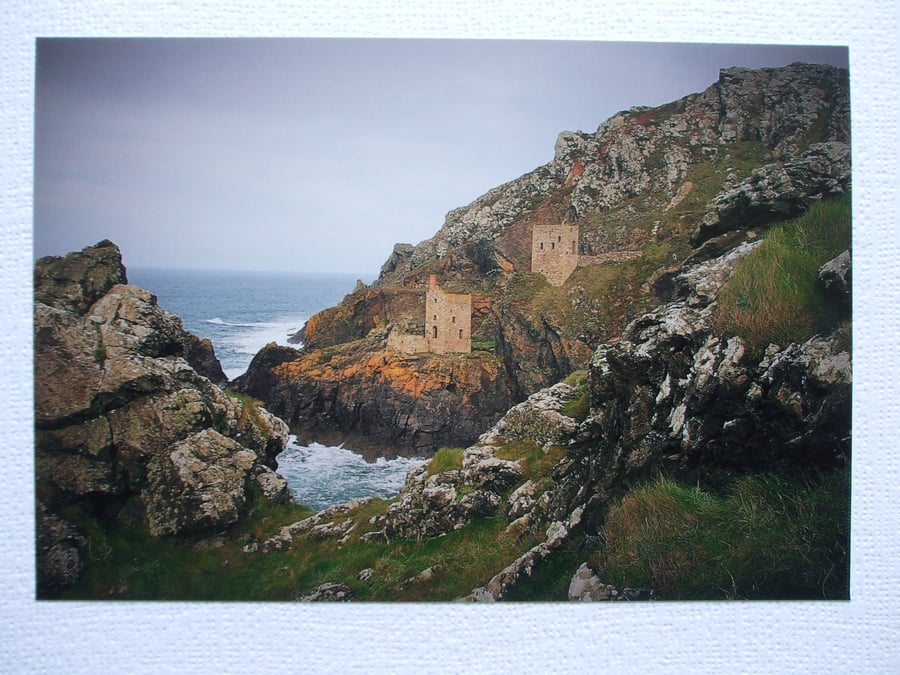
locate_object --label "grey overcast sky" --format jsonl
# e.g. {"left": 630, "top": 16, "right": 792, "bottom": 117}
{"left": 33, "top": 39, "right": 848, "bottom": 275}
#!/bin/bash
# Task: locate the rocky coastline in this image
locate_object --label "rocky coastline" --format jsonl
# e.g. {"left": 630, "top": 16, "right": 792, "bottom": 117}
{"left": 235, "top": 62, "right": 850, "bottom": 457}
{"left": 35, "top": 62, "right": 851, "bottom": 600}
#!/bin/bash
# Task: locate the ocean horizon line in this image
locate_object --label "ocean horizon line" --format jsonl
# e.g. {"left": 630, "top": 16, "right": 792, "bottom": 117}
{"left": 128, "top": 264, "right": 378, "bottom": 280}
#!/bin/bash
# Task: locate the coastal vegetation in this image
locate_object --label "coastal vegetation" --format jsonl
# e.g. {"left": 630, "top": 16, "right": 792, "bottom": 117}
{"left": 425, "top": 447, "right": 464, "bottom": 476}
{"left": 60, "top": 490, "right": 539, "bottom": 601}
{"left": 715, "top": 194, "right": 851, "bottom": 351}
{"left": 598, "top": 471, "right": 850, "bottom": 600}
{"left": 36, "top": 63, "right": 852, "bottom": 603}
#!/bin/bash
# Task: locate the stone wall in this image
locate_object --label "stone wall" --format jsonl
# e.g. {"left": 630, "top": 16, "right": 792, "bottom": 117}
{"left": 386, "top": 332, "right": 427, "bottom": 353}
{"left": 388, "top": 275, "right": 472, "bottom": 355}
{"left": 532, "top": 222, "right": 579, "bottom": 286}
{"left": 425, "top": 275, "right": 472, "bottom": 354}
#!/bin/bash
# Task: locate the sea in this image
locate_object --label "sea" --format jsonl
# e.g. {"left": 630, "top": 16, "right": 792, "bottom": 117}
{"left": 129, "top": 267, "right": 425, "bottom": 511}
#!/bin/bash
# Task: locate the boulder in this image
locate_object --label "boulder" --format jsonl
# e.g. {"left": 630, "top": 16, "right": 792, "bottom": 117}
{"left": 299, "top": 583, "right": 353, "bottom": 602}
{"left": 818, "top": 249, "right": 851, "bottom": 302}
{"left": 143, "top": 429, "right": 261, "bottom": 536}
{"left": 33, "top": 239, "right": 126, "bottom": 314}
{"left": 568, "top": 563, "right": 619, "bottom": 601}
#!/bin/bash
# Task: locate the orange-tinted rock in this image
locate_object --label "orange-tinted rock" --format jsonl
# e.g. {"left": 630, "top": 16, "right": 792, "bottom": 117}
{"left": 237, "top": 339, "right": 513, "bottom": 455}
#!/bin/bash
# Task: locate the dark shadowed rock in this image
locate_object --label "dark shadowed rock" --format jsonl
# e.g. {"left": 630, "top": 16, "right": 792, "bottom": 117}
{"left": 819, "top": 249, "right": 851, "bottom": 302}
{"left": 36, "top": 500, "right": 85, "bottom": 597}
{"left": 182, "top": 333, "right": 227, "bottom": 384}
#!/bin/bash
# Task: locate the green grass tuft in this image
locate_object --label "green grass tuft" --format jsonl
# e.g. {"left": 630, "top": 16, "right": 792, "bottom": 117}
{"left": 714, "top": 194, "right": 851, "bottom": 351}
{"left": 599, "top": 470, "right": 850, "bottom": 600}
{"left": 471, "top": 340, "right": 497, "bottom": 352}
{"left": 496, "top": 441, "right": 566, "bottom": 483}
{"left": 425, "top": 447, "right": 464, "bottom": 476}
{"left": 561, "top": 370, "right": 591, "bottom": 422}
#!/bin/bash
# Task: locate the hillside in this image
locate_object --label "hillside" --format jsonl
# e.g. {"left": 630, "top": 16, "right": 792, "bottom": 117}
{"left": 235, "top": 62, "right": 850, "bottom": 456}
{"left": 36, "top": 62, "right": 851, "bottom": 601}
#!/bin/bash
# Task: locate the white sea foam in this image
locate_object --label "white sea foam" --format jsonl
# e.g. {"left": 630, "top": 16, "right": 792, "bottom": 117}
{"left": 276, "top": 437, "right": 426, "bottom": 511}
{"left": 218, "top": 315, "right": 306, "bottom": 379}
{"left": 205, "top": 316, "right": 287, "bottom": 329}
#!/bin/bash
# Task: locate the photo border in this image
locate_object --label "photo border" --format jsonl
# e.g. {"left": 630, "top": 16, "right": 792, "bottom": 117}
{"left": 4, "top": 1, "right": 898, "bottom": 672}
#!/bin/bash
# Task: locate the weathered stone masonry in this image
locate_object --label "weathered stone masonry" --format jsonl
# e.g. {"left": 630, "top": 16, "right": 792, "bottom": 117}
{"left": 532, "top": 222, "right": 579, "bottom": 286}
{"left": 388, "top": 275, "right": 472, "bottom": 354}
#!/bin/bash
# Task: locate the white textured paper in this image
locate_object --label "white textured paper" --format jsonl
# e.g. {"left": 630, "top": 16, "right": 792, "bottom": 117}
{"left": 4, "top": 1, "right": 899, "bottom": 673}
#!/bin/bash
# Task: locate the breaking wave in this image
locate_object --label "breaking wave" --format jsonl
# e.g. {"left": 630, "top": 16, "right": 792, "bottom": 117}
{"left": 276, "top": 438, "right": 426, "bottom": 511}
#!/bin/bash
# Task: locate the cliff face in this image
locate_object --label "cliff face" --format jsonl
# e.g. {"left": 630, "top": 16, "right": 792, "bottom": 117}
{"left": 237, "top": 339, "right": 514, "bottom": 455}
{"left": 239, "top": 63, "right": 849, "bottom": 456}
{"left": 547, "top": 242, "right": 851, "bottom": 531}
{"left": 34, "top": 241, "right": 292, "bottom": 596}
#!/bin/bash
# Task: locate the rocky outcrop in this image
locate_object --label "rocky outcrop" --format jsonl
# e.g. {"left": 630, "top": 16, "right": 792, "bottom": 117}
{"left": 546, "top": 238, "right": 851, "bottom": 531}
{"left": 35, "top": 242, "right": 291, "bottom": 593}
{"left": 478, "top": 382, "right": 579, "bottom": 449}
{"left": 691, "top": 141, "right": 851, "bottom": 245}
{"left": 34, "top": 240, "right": 227, "bottom": 384}
{"left": 463, "top": 506, "right": 584, "bottom": 602}
{"left": 369, "top": 448, "right": 521, "bottom": 540}
{"left": 376, "top": 63, "right": 848, "bottom": 284}
{"left": 249, "top": 497, "right": 375, "bottom": 553}
{"left": 33, "top": 239, "right": 126, "bottom": 313}
{"left": 236, "top": 339, "right": 518, "bottom": 455}
{"left": 291, "top": 287, "right": 425, "bottom": 350}
{"left": 142, "top": 428, "right": 285, "bottom": 537}
{"left": 368, "top": 390, "right": 580, "bottom": 542}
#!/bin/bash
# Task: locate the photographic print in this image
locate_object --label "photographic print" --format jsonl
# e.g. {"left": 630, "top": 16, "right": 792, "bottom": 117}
{"left": 33, "top": 38, "right": 851, "bottom": 602}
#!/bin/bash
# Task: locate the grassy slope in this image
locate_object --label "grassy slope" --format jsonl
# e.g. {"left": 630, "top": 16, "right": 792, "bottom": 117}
{"left": 60, "top": 496, "right": 541, "bottom": 601}
{"left": 521, "top": 141, "right": 768, "bottom": 348}
{"left": 598, "top": 470, "right": 850, "bottom": 600}
{"left": 714, "top": 193, "right": 851, "bottom": 351}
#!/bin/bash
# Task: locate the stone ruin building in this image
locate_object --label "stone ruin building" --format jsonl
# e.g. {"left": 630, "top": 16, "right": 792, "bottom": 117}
{"left": 388, "top": 275, "right": 472, "bottom": 355}
{"left": 532, "top": 221, "right": 579, "bottom": 286}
